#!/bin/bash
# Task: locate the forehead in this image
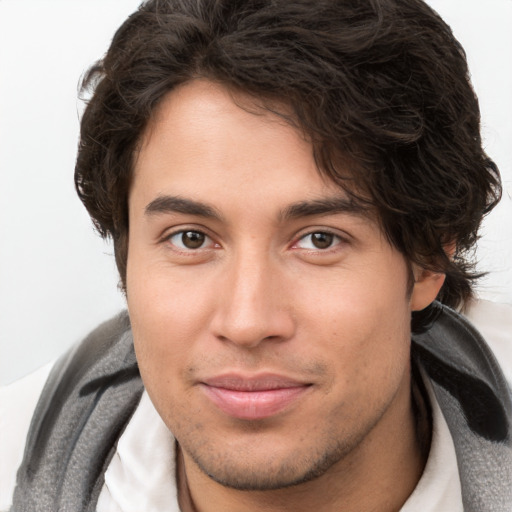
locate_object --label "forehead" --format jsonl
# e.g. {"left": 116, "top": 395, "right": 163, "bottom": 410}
{"left": 131, "top": 79, "right": 372, "bottom": 222}
{"left": 137, "top": 80, "right": 316, "bottom": 177}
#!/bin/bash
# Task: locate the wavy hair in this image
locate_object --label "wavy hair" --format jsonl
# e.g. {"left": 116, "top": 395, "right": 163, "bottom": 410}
{"left": 75, "top": 0, "right": 501, "bottom": 330}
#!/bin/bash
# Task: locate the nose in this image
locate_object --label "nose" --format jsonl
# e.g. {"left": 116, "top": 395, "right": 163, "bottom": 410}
{"left": 210, "top": 251, "right": 296, "bottom": 348}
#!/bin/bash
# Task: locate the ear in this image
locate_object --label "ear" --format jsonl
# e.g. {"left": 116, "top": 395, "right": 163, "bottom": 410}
{"left": 410, "top": 267, "right": 446, "bottom": 311}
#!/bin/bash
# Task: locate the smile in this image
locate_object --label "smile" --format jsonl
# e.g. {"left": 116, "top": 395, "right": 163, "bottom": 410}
{"left": 200, "top": 374, "right": 312, "bottom": 420}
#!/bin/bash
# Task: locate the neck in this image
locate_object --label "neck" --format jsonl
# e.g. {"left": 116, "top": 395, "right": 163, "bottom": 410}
{"left": 177, "top": 372, "right": 431, "bottom": 512}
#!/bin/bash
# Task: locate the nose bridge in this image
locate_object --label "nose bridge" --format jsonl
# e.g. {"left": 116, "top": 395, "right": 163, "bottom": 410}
{"left": 212, "top": 243, "right": 293, "bottom": 347}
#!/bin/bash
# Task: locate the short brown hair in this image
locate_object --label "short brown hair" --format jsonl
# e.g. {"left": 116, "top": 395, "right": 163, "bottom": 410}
{"left": 75, "top": 0, "right": 501, "bottom": 328}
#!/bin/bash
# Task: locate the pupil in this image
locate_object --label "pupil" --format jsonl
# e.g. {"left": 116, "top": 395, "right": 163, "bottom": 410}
{"left": 182, "top": 231, "right": 205, "bottom": 249}
{"left": 312, "top": 232, "right": 333, "bottom": 249}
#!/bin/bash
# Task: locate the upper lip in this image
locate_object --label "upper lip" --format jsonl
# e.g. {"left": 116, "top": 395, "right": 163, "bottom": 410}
{"left": 201, "top": 373, "right": 310, "bottom": 391}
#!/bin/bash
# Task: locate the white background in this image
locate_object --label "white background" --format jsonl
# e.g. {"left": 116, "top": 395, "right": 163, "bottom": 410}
{"left": 1, "top": 0, "right": 511, "bottom": 384}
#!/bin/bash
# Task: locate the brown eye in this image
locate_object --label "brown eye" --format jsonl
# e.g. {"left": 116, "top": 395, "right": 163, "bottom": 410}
{"left": 310, "top": 232, "right": 334, "bottom": 249}
{"left": 295, "top": 231, "right": 340, "bottom": 250}
{"left": 182, "top": 231, "right": 205, "bottom": 249}
{"left": 169, "top": 230, "right": 209, "bottom": 250}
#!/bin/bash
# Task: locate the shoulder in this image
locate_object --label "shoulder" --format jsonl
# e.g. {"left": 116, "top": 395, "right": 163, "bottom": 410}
{"left": 412, "top": 300, "right": 512, "bottom": 510}
{"left": 412, "top": 299, "right": 512, "bottom": 442}
{"left": 0, "top": 362, "right": 54, "bottom": 511}
{"left": 465, "top": 298, "right": 512, "bottom": 384}
{"left": 0, "top": 311, "right": 134, "bottom": 512}
{"left": 413, "top": 299, "right": 512, "bottom": 388}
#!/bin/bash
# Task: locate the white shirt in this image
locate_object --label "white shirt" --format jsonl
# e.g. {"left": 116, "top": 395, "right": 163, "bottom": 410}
{"left": 0, "top": 365, "right": 463, "bottom": 512}
{"left": 2, "top": 299, "right": 511, "bottom": 511}
{"left": 96, "top": 380, "right": 463, "bottom": 512}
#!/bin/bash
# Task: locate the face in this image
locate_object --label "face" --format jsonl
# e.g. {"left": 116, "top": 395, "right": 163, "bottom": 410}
{"left": 127, "top": 80, "right": 438, "bottom": 491}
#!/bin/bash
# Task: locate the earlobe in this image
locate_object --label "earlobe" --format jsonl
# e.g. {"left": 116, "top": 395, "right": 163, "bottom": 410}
{"left": 410, "top": 268, "right": 446, "bottom": 312}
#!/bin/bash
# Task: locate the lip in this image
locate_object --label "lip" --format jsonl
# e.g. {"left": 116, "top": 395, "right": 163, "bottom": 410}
{"left": 200, "top": 373, "right": 311, "bottom": 420}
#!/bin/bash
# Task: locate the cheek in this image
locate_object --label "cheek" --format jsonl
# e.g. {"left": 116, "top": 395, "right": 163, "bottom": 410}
{"left": 293, "top": 261, "right": 412, "bottom": 392}
{"left": 128, "top": 255, "right": 212, "bottom": 336}
{"left": 126, "top": 260, "right": 213, "bottom": 397}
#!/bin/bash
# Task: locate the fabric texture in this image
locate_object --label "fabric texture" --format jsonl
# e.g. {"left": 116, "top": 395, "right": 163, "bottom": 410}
{"left": 0, "top": 362, "right": 54, "bottom": 512}
{"left": 10, "top": 313, "right": 144, "bottom": 512}
{"left": 413, "top": 304, "right": 512, "bottom": 511}
{"left": 399, "top": 370, "right": 463, "bottom": 511}
{"left": 9, "top": 303, "right": 512, "bottom": 511}
{"left": 92, "top": 378, "right": 463, "bottom": 511}
{"left": 95, "top": 392, "right": 180, "bottom": 512}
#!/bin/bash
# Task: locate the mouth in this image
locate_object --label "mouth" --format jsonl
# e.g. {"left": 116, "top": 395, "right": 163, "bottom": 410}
{"left": 199, "top": 374, "right": 312, "bottom": 420}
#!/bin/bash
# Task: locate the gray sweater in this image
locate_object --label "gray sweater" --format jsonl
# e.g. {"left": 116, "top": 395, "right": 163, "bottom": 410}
{"left": 10, "top": 304, "right": 512, "bottom": 511}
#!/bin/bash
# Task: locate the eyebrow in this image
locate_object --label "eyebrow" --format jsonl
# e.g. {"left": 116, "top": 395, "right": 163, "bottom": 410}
{"left": 281, "top": 196, "right": 370, "bottom": 220}
{"left": 144, "top": 194, "right": 370, "bottom": 222}
{"left": 145, "top": 196, "right": 223, "bottom": 220}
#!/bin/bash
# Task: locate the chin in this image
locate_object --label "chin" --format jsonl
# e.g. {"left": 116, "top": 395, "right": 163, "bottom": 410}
{"left": 183, "top": 437, "right": 352, "bottom": 491}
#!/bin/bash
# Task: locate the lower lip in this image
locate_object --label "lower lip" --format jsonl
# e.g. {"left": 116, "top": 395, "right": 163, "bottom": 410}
{"left": 200, "top": 384, "right": 310, "bottom": 420}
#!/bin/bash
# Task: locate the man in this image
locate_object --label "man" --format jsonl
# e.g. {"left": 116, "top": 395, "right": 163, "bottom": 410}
{"left": 2, "top": 0, "right": 511, "bottom": 510}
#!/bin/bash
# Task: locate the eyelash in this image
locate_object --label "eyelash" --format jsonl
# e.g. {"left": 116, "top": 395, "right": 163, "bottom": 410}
{"left": 292, "top": 230, "right": 345, "bottom": 252}
{"left": 163, "top": 228, "right": 346, "bottom": 254}
{"left": 164, "top": 229, "right": 218, "bottom": 252}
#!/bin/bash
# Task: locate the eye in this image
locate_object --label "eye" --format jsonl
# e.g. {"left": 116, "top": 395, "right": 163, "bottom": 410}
{"left": 295, "top": 231, "right": 341, "bottom": 250}
{"left": 167, "top": 230, "right": 214, "bottom": 250}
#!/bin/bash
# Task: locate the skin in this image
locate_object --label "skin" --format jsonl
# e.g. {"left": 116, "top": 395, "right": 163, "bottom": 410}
{"left": 126, "top": 80, "right": 445, "bottom": 512}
